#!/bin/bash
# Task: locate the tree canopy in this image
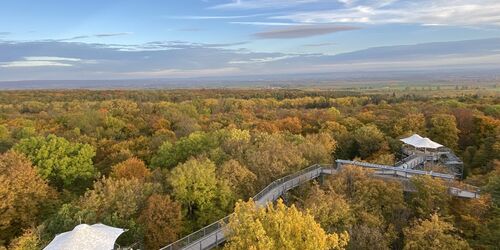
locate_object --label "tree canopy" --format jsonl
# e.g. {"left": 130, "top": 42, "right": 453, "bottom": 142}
{"left": 0, "top": 152, "right": 52, "bottom": 245}
{"left": 0, "top": 88, "right": 497, "bottom": 249}
{"left": 168, "top": 158, "right": 234, "bottom": 229}
{"left": 403, "top": 214, "right": 470, "bottom": 250}
{"left": 225, "top": 199, "right": 349, "bottom": 250}
{"left": 13, "top": 134, "right": 96, "bottom": 190}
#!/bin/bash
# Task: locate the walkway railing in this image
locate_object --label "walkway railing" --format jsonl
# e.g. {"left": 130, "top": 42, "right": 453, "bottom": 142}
{"left": 161, "top": 161, "right": 477, "bottom": 250}
{"left": 336, "top": 159, "right": 456, "bottom": 180}
{"left": 395, "top": 154, "right": 426, "bottom": 169}
{"left": 160, "top": 164, "right": 329, "bottom": 250}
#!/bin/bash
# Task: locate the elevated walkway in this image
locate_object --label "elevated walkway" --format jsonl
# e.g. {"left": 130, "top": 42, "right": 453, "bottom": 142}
{"left": 395, "top": 154, "right": 426, "bottom": 169}
{"left": 401, "top": 145, "right": 464, "bottom": 177}
{"left": 336, "top": 159, "right": 456, "bottom": 180}
{"left": 161, "top": 161, "right": 479, "bottom": 250}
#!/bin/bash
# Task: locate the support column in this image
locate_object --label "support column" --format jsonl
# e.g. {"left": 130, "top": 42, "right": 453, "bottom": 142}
{"left": 319, "top": 174, "right": 325, "bottom": 185}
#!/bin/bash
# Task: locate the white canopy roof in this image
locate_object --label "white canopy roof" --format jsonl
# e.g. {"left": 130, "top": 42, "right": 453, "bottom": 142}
{"left": 400, "top": 134, "right": 444, "bottom": 149}
{"left": 44, "top": 224, "right": 125, "bottom": 250}
{"left": 400, "top": 134, "right": 423, "bottom": 145}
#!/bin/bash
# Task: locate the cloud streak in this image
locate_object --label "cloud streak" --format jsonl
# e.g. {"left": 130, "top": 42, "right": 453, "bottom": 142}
{"left": 303, "top": 42, "right": 336, "bottom": 47}
{"left": 254, "top": 25, "right": 360, "bottom": 39}
{"left": 209, "top": 0, "right": 319, "bottom": 10}
{"left": 274, "top": 0, "right": 500, "bottom": 26}
{"left": 0, "top": 56, "right": 81, "bottom": 68}
{"left": 170, "top": 14, "right": 265, "bottom": 20}
{"left": 122, "top": 67, "right": 241, "bottom": 78}
{"left": 59, "top": 32, "right": 132, "bottom": 41}
{"left": 230, "top": 21, "right": 302, "bottom": 26}
{"left": 1, "top": 38, "right": 500, "bottom": 80}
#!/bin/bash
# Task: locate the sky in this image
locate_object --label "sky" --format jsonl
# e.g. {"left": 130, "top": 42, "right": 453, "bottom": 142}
{"left": 1, "top": 0, "right": 500, "bottom": 81}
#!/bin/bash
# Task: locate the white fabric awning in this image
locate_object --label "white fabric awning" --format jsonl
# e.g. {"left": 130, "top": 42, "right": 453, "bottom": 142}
{"left": 44, "top": 224, "right": 125, "bottom": 250}
{"left": 400, "top": 134, "right": 444, "bottom": 149}
{"left": 400, "top": 134, "right": 423, "bottom": 145}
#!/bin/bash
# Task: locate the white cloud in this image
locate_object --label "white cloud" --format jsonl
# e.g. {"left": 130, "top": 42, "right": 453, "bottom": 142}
{"left": 311, "top": 53, "right": 500, "bottom": 72}
{"left": 0, "top": 56, "right": 81, "bottom": 68}
{"left": 122, "top": 67, "right": 241, "bottom": 78}
{"left": 1, "top": 38, "right": 499, "bottom": 80}
{"left": 229, "top": 55, "right": 297, "bottom": 64}
{"left": 209, "top": 0, "right": 319, "bottom": 10}
{"left": 303, "top": 42, "right": 336, "bottom": 47}
{"left": 0, "top": 61, "right": 73, "bottom": 68}
{"left": 170, "top": 14, "right": 265, "bottom": 20}
{"left": 24, "top": 56, "right": 82, "bottom": 62}
{"left": 57, "top": 32, "right": 132, "bottom": 41}
{"left": 230, "top": 21, "right": 303, "bottom": 26}
{"left": 274, "top": 0, "right": 500, "bottom": 27}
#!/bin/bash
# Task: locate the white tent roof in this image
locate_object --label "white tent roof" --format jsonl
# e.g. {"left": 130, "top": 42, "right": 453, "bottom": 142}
{"left": 44, "top": 224, "right": 125, "bottom": 250}
{"left": 400, "top": 134, "right": 444, "bottom": 149}
{"left": 400, "top": 134, "right": 423, "bottom": 145}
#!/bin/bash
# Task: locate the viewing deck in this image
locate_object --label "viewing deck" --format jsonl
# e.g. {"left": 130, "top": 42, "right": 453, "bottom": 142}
{"left": 401, "top": 146, "right": 464, "bottom": 177}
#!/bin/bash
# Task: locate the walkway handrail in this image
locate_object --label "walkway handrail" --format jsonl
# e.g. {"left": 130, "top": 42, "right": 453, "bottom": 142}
{"left": 253, "top": 164, "right": 323, "bottom": 202}
{"left": 336, "top": 160, "right": 456, "bottom": 180}
{"left": 161, "top": 161, "right": 477, "bottom": 250}
{"left": 160, "top": 164, "right": 326, "bottom": 250}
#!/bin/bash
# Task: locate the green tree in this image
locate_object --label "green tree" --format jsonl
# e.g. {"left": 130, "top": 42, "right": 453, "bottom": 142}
{"left": 300, "top": 132, "right": 336, "bottom": 164}
{"left": 403, "top": 214, "right": 470, "bottom": 250}
{"left": 13, "top": 134, "right": 96, "bottom": 190}
{"left": 225, "top": 199, "right": 349, "bottom": 250}
{"left": 429, "top": 114, "right": 460, "bottom": 150}
{"left": 8, "top": 228, "right": 42, "bottom": 250}
{"left": 484, "top": 163, "right": 500, "bottom": 207}
{"left": 393, "top": 113, "right": 426, "bottom": 137}
{"left": 409, "top": 175, "right": 451, "bottom": 218}
{"left": 218, "top": 159, "right": 257, "bottom": 199}
{"left": 245, "top": 133, "right": 307, "bottom": 186}
{"left": 0, "top": 125, "right": 10, "bottom": 141}
{"left": 151, "top": 131, "right": 219, "bottom": 169}
{"left": 326, "top": 166, "right": 407, "bottom": 249}
{"left": 353, "top": 124, "right": 387, "bottom": 159}
{"left": 449, "top": 195, "right": 491, "bottom": 249}
{"left": 474, "top": 163, "right": 500, "bottom": 248}
{"left": 169, "top": 158, "right": 234, "bottom": 228}
{"left": 74, "top": 177, "right": 159, "bottom": 245}
{"left": 303, "top": 184, "right": 353, "bottom": 233}
{"left": 0, "top": 125, "right": 12, "bottom": 153}
{"left": 219, "top": 128, "right": 251, "bottom": 160}
{"left": 328, "top": 166, "right": 406, "bottom": 221}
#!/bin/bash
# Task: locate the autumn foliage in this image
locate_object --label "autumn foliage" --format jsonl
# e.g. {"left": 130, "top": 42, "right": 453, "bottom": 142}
{"left": 0, "top": 88, "right": 497, "bottom": 249}
{"left": 225, "top": 199, "right": 349, "bottom": 250}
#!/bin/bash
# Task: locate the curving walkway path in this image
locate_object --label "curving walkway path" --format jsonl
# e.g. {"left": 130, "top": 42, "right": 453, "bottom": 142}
{"left": 160, "top": 161, "right": 479, "bottom": 250}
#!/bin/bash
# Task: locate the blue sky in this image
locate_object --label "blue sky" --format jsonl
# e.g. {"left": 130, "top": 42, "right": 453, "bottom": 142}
{"left": 1, "top": 0, "right": 500, "bottom": 80}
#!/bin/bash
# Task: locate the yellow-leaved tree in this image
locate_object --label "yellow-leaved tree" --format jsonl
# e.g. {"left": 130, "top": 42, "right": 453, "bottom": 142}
{"left": 224, "top": 199, "right": 349, "bottom": 250}
{"left": 0, "top": 151, "right": 53, "bottom": 245}
{"left": 403, "top": 214, "right": 470, "bottom": 250}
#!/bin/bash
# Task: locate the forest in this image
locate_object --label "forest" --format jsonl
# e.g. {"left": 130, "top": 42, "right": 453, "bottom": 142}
{"left": 0, "top": 86, "right": 499, "bottom": 250}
